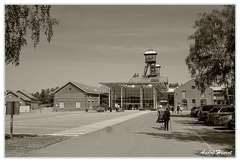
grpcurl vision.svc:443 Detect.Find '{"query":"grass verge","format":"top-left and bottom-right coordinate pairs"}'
top-left (5, 134), bottom-right (71, 157)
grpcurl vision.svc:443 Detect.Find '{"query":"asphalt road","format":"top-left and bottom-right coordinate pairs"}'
top-left (5, 110), bottom-right (141, 135)
top-left (22, 111), bottom-right (235, 157)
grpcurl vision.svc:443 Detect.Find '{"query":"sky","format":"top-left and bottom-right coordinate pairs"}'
top-left (4, 5), bottom-right (223, 93)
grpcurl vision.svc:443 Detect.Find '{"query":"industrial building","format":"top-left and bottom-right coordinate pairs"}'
top-left (100, 49), bottom-right (168, 110)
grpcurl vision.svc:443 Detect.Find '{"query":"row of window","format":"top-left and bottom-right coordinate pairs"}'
top-left (113, 87), bottom-right (157, 101)
top-left (181, 91), bottom-right (205, 98)
top-left (59, 100), bottom-right (98, 109)
top-left (181, 99), bottom-right (207, 108)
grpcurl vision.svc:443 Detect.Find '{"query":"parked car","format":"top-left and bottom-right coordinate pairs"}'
top-left (198, 105), bottom-right (219, 123)
top-left (207, 106), bottom-right (235, 125)
top-left (190, 107), bottom-right (196, 115)
top-left (96, 107), bottom-right (105, 112)
top-left (217, 114), bottom-right (232, 127)
top-left (229, 111), bottom-right (235, 129)
top-left (191, 106), bottom-right (201, 117)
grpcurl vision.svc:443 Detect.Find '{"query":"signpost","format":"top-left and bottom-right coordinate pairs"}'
top-left (6, 101), bottom-right (20, 139)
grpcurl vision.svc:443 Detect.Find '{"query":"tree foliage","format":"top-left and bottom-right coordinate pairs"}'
top-left (32, 86), bottom-right (59, 105)
top-left (5, 5), bottom-right (59, 66)
top-left (169, 83), bottom-right (180, 88)
top-left (185, 5), bottom-right (235, 103)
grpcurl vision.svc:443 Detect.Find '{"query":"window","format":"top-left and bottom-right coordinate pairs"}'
top-left (59, 102), bottom-right (64, 108)
top-left (220, 107), bottom-right (235, 112)
top-left (192, 99), bottom-right (196, 107)
top-left (182, 91), bottom-right (186, 98)
top-left (200, 99), bottom-right (207, 106)
top-left (181, 99), bottom-right (187, 108)
top-left (210, 107), bottom-right (221, 113)
top-left (202, 105), bottom-right (214, 111)
top-left (75, 101), bottom-right (81, 108)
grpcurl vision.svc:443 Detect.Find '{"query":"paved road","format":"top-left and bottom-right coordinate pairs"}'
top-left (23, 111), bottom-right (235, 157)
top-left (5, 110), bottom-right (142, 135)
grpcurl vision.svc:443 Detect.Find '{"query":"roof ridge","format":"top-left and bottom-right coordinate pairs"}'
top-left (7, 90), bottom-right (31, 101)
top-left (18, 90), bottom-right (38, 100)
top-left (54, 81), bottom-right (108, 94)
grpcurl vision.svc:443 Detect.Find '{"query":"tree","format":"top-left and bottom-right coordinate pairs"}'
top-left (32, 91), bottom-right (40, 100)
top-left (5, 5), bottom-right (59, 66)
top-left (33, 86), bottom-right (59, 105)
top-left (40, 89), bottom-right (46, 104)
top-left (169, 83), bottom-right (179, 88)
top-left (185, 5), bottom-right (235, 104)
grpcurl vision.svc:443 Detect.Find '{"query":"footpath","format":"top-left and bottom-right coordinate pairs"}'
top-left (47, 111), bottom-right (150, 136)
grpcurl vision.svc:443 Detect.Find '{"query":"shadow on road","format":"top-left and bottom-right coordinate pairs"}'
top-left (176, 119), bottom-right (216, 127)
top-left (151, 126), bottom-right (164, 131)
top-left (137, 127), bottom-right (235, 156)
top-left (171, 114), bottom-right (191, 118)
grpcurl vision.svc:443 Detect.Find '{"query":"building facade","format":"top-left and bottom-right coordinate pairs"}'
top-left (53, 81), bottom-right (108, 111)
top-left (5, 90), bottom-right (31, 106)
top-left (100, 49), bottom-right (168, 110)
top-left (210, 86), bottom-right (225, 104)
top-left (17, 90), bottom-right (39, 109)
top-left (5, 90), bottom-right (35, 113)
top-left (174, 79), bottom-right (214, 110)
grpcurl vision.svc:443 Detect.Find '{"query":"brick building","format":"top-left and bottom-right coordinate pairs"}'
top-left (53, 81), bottom-right (108, 111)
top-left (210, 86), bottom-right (225, 104)
top-left (5, 90), bottom-right (39, 112)
top-left (174, 79), bottom-right (213, 110)
top-left (17, 90), bottom-right (39, 109)
top-left (5, 90), bottom-right (31, 106)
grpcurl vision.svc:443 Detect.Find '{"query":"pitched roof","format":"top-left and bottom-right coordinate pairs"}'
top-left (71, 81), bottom-right (108, 94)
top-left (54, 81), bottom-right (109, 95)
top-left (7, 90), bottom-right (31, 102)
top-left (17, 90), bottom-right (38, 101)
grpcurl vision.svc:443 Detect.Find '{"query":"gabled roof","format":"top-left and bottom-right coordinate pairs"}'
top-left (17, 90), bottom-right (38, 101)
top-left (54, 81), bottom-right (109, 95)
top-left (174, 79), bottom-right (195, 90)
top-left (6, 90), bottom-right (31, 102)
top-left (71, 81), bottom-right (108, 94)
top-left (176, 79), bottom-right (220, 91)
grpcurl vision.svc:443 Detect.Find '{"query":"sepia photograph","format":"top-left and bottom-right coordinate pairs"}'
top-left (3, 0), bottom-right (237, 159)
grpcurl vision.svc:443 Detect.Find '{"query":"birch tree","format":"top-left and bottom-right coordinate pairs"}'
top-left (5, 5), bottom-right (59, 66)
